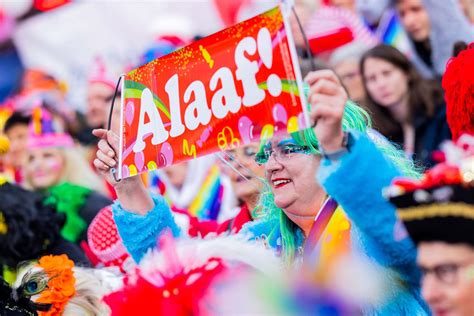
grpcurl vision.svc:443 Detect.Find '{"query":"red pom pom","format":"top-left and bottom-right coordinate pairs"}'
top-left (442, 42), bottom-right (474, 140)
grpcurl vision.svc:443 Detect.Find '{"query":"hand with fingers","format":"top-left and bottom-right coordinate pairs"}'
top-left (92, 128), bottom-right (153, 215)
top-left (92, 129), bottom-right (121, 186)
top-left (304, 70), bottom-right (348, 153)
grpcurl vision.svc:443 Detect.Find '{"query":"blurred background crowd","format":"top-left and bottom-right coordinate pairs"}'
top-left (0, 0), bottom-right (473, 315)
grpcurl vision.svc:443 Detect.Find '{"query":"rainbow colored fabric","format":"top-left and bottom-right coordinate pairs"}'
top-left (376, 10), bottom-right (413, 57)
top-left (150, 165), bottom-right (224, 221)
top-left (381, 14), bottom-right (404, 46)
top-left (187, 165), bottom-right (224, 220)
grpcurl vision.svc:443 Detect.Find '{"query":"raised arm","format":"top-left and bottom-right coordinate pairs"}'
top-left (92, 129), bottom-right (180, 263)
top-left (317, 131), bottom-right (418, 270)
top-left (305, 70), bottom-right (418, 278)
top-left (92, 129), bottom-right (153, 214)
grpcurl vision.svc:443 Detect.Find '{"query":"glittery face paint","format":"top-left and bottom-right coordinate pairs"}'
top-left (263, 134), bottom-right (323, 218)
top-left (25, 148), bottom-right (65, 189)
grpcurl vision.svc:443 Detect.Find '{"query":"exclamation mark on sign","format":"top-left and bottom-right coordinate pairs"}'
top-left (257, 27), bottom-right (282, 97)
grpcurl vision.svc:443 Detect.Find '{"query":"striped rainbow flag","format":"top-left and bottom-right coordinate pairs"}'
top-left (377, 10), bottom-right (413, 57)
top-left (150, 164), bottom-right (224, 221)
top-left (187, 165), bottom-right (223, 220)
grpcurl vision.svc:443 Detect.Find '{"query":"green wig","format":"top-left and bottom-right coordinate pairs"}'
top-left (257, 100), bottom-right (422, 264)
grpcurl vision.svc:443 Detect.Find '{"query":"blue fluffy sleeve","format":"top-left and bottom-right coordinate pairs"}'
top-left (112, 194), bottom-right (181, 263)
top-left (317, 131), bottom-right (418, 278)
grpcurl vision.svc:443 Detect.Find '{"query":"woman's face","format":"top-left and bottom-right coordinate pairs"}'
top-left (221, 143), bottom-right (264, 204)
top-left (163, 162), bottom-right (189, 190)
top-left (363, 57), bottom-right (409, 109)
top-left (396, 0), bottom-right (431, 42)
top-left (24, 148), bottom-right (65, 190)
top-left (334, 59), bottom-right (365, 103)
top-left (262, 135), bottom-right (323, 218)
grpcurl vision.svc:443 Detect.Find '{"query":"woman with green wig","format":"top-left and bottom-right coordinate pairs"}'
top-left (93, 70), bottom-right (428, 314)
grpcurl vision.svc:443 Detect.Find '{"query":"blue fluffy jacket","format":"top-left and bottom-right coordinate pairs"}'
top-left (112, 130), bottom-right (429, 315)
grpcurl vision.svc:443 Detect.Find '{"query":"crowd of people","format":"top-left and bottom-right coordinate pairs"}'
top-left (0, 0), bottom-right (473, 315)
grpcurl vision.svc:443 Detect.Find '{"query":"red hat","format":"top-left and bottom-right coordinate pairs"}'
top-left (87, 206), bottom-right (132, 272)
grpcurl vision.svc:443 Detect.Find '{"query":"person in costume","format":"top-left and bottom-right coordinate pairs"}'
top-left (382, 40), bottom-right (474, 316)
top-left (85, 146), bottom-right (264, 271)
top-left (94, 69), bottom-right (428, 314)
top-left (13, 254), bottom-right (121, 316)
top-left (0, 181), bottom-right (90, 284)
top-left (9, 69), bottom-right (81, 142)
top-left (136, 35), bottom-right (238, 224)
top-left (11, 70), bottom-right (74, 124)
top-left (22, 107), bottom-right (111, 245)
top-left (1, 276), bottom-right (50, 316)
top-left (386, 134), bottom-right (474, 316)
top-left (1, 69), bottom-right (78, 185)
top-left (83, 142), bottom-right (265, 272)
top-left (360, 44), bottom-right (450, 167)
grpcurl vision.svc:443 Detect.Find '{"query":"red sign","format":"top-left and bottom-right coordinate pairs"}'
top-left (118, 5), bottom-right (309, 179)
top-left (34, 0), bottom-right (70, 11)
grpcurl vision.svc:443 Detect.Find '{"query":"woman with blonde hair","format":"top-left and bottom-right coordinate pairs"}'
top-left (22, 107), bottom-right (111, 245)
top-left (23, 144), bottom-right (106, 194)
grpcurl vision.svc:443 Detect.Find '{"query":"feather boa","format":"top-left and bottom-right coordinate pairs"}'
top-left (104, 233), bottom-right (281, 315)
